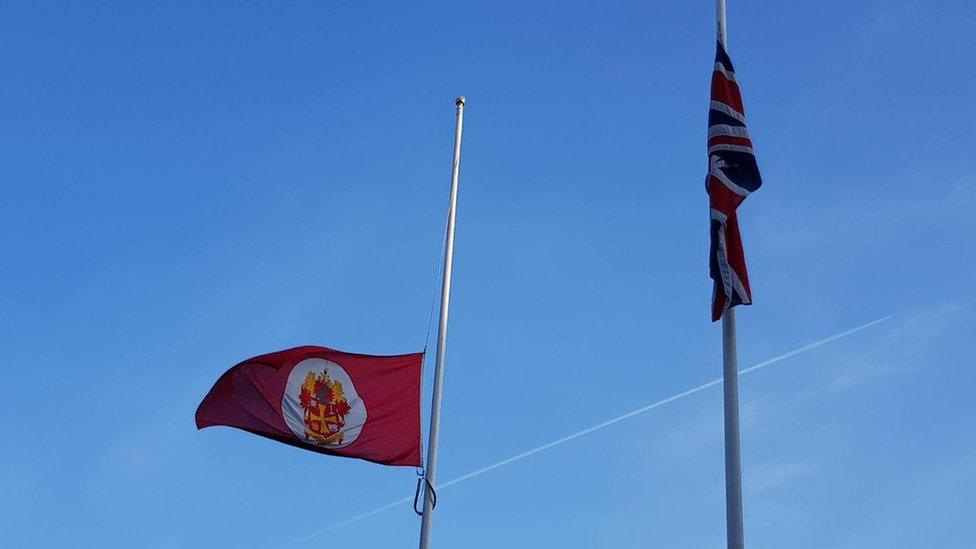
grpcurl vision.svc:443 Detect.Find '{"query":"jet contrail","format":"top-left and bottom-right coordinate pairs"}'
top-left (280, 315), bottom-right (891, 546)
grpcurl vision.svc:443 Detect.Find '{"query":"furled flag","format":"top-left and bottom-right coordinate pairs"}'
top-left (196, 346), bottom-right (423, 467)
top-left (707, 40), bottom-right (763, 321)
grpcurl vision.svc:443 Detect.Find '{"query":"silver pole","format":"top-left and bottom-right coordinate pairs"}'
top-left (717, 4), bottom-right (744, 548)
top-left (418, 96), bottom-right (466, 549)
top-left (722, 309), bottom-right (745, 549)
top-left (716, 0), bottom-right (728, 45)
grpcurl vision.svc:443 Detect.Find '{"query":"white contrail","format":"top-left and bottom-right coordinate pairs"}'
top-left (280, 316), bottom-right (891, 546)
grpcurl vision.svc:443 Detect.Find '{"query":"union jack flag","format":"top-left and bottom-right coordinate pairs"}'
top-left (707, 40), bottom-right (762, 321)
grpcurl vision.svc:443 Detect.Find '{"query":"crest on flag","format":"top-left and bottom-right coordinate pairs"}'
top-left (282, 358), bottom-right (367, 448)
top-left (300, 370), bottom-right (350, 444)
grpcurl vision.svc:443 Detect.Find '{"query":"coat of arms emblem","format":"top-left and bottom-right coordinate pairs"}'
top-left (299, 370), bottom-right (353, 445)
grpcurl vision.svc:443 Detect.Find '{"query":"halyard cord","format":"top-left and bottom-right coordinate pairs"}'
top-left (413, 470), bottom-right (437, 516)
top-left (422, 187), bottom-right (452, 353)
top-left (415, 169), bottom-right (454, 497)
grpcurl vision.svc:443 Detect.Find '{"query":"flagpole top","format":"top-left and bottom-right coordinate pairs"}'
top-left (455, 96), bottom-right (466, 107)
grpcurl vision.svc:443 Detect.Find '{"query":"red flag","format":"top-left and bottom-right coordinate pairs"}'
top-left (196, 346), bottom-right (423, 467)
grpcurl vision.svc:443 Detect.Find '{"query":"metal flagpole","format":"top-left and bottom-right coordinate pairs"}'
top-left (716, 4), bottom-right (745, 547)
top-left (418, 96), bottom-right (466, 549)
top-left (716, 0), bottom-right (728, 47)
top-left (722, 309), bottom-right (745, 549)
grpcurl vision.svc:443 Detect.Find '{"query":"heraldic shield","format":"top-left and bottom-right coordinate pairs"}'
top-left (196, 346), bottom-right (423, 467)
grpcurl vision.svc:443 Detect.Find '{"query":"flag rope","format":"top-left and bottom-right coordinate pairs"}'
top-left (278, 315), bottom-right (892, 547)
top-left (414, 173), bottom-right (455, 487)
top-left (421, 178), bottom-right (454, 353)
top-left (412, 470), bottom-right (437, 516)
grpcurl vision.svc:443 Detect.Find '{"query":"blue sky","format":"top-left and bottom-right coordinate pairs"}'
top-left (2, 1), bottom-right (974, 547)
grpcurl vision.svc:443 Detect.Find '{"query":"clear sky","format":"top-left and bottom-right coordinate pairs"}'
top-left (2, 1), bottom-right (974, 547)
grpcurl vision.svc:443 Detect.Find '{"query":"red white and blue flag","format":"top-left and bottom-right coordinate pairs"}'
top-left (707, 40), bottom-right (762, 321)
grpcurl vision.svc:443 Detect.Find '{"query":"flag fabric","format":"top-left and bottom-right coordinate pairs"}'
top-left (196, 346), bottom-right (423, 467)
top-left (707, 40), bottom-right (763, 322)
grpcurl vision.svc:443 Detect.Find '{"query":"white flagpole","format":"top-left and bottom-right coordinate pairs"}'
top-left (722, 309), bottom-right (745, 549)
top-left (717, 0), bottom-right (728, 47)
top-left (418, 96), bottom-right (466, 549)
top-left (716, 4), bottom-right (745, 547)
